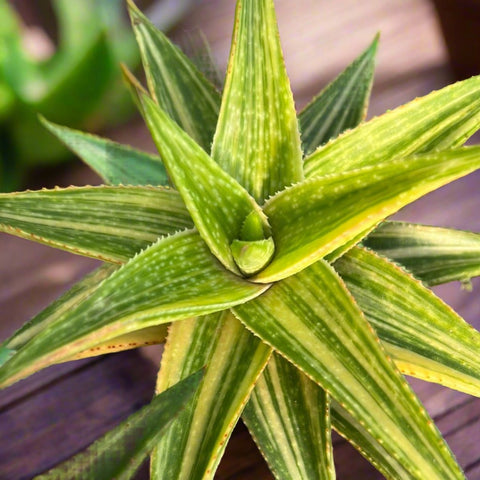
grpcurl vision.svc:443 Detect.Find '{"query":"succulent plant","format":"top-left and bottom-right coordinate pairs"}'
top-left (2, 0), bottom-right (480, 478)
top-left (0, 0), bottom-right (195, 191)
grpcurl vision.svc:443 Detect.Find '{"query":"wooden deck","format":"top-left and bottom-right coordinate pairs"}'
top-left (2, 0), bottom-right (480, 478)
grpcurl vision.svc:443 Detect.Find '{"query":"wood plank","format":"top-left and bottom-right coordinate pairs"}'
top-left (0, 350), bottom-right (157, 480)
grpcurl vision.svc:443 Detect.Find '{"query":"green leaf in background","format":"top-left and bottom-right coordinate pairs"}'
top-left (151, 312), bottom-right (271, 480)
top-left (141, 94), bottom-right (267, 274)
top-left (0, 230), bottom-right (269, 388)
top-left (363, 221), bottom-right (480, 286)
top-left (128, 0), bottom-right (220, 151)
top-left (0, 185), bottom-right (192, 263)
top-left (243, 353), bottom-right (334, 480)
top-left (41, 118), bottom-right (169, 186)
top-left (211, 0), bottom-right (303, 203)
top-left (234, 260), bottom-right (464, 479)
top-left (31, 33), bottom-right (114, 123)
top-left (299, 35), bottom-right (377, 156)
top-left (335, 246), bottom-right (480, 396)
top-left (256, 147), bottom-right (480, 283)
top-left (304, 75), bottom-right (480, 178)
top-left (36, 370), bottom-right (204, 480)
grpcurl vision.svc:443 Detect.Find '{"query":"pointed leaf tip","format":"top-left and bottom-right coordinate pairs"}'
top-left (212, 0), bottom-right (303, 202)
top-left (299, 34), bottom-right (378, 155)
top-left (129, 0), bottom-right (220, 151)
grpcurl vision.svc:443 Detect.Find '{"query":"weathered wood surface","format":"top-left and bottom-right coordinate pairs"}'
top-left (1, 0), bottom-right (480, 478)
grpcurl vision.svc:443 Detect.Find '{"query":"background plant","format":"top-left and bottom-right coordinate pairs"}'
top-left (2, 0), bottom-right (480, 478)
top-left (0, 0), bottom-right (195, 191)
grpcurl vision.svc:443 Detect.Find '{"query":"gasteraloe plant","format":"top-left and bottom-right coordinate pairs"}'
top-left (2, 0), bottom-right (480, 478)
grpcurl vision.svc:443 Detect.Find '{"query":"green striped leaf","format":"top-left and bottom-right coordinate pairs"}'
top-left (363, 221), bottom-right (480, 285)
top-left (330, 399), bottom-right (408, 480)
top-left (128, 0), bottom-right (220, 152)
top-left (2, 263), bottom-right (168, 364)
top-left (304, 75), bottom-right (480, 178)
top-left (141, 94), bottom-right (266, 274)
top-left (0, 230), bottom-right (269, 388)
top-left (41, 117), bottom-right (169, 186)
top-left (234, 261), bottom-right (465, 479)
top-left (0, 185), bottom-right (192, 263)
top-left (255, 147), bottom-right (480, 283)
top-left (211, 0), bottom-right (303, 202)
top-left (151, 311), bottom-right (271, 480)
top-left (243, 353), bottom-right (334, 480)
top-left (67, 325), bottom-right (169, 361)
top-left (299, 36), bottom-right (377, 156)
top-left (3, 264), bottom-right (117, 353)
top-left (36, 370), bottom-right (203, 480)
top-left (335, 246), bottom-right (480, 396)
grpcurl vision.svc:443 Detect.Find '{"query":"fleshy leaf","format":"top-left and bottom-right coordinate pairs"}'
top-left (141, 93), bottom-right (265, 274)
top-left (304, 75), bottom-right (480, 178)
top-left (255, 147), bottom-right (480, 282)
top-left (299, 35), bottom-right (377, 156)
top-left (3, 264), bottom-right (117, 352)
top-left (335, 246), bottom-right (480, 396)
top-left (3, 262), bottom-right (167, 363)
top-left (67, 325), bottom-right (169, 361)
top-left (230, 238), bottom-right (275, 276)
top-left (243, 353), bottom-right (334, 480)
top-left (0, 185), bottom-right (192, 263)
top-left (234, 260), bottom-right (465, 479)
top-left (128, 0), bottom-right (220, 151)
top-left (363, 221), bottom-right (480, 285)
top-left (36, 370), bottom-right (204, 480)
top-left (330, 399), bottom-right (408, 480)
top-left (151, 312), bottom-right (271, 480)
top-left (41, 117), bottom-right (169, 186)
top-left (211, 0), bottom-right (303, 202)
top-left (0, 230), bottom-right (269, 388)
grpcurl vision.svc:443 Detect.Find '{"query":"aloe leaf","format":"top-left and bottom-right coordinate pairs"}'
top-left (234, 260), bottom-right (465, 479)
top-left (128, 0), bottom-right (220, 151)
top-left (3, 264), bottom-right (117, 352)
top-left (335, 246), bottom-right (480, 396)
top-left (255, 147), bottom-right (480, 283)
top-left (36, 370), bottom-right (203, 480)
top-left (299, 35), bottom-right (377, 156)
top-left (211, 0), bottom-right (303, 203)
top-left (330, 399), bottom-right (408, 480)
top-left (67, 325), bottom-right (169, 361)
top-left (41, 118), bottom-right (169, 186)
top-left (243, 353), bottom-right (334, 480)
top-left (363, 221), bottom-right (480, 285)
top-left (0, 230), bottom-right (269, 388)
top-left (0, 185), bottom-right (192, 263)
top-left (180, 31), bottom-right (223, 90)
top-left (151, 311), bottom-right (271, 480)
top-left (304, 75), bottom-right (480, 178)
top-left (141, 94), bottom-right (265, 274)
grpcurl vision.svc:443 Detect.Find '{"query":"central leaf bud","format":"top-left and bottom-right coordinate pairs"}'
top-left (230, 210), bottom-right (275, 276)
